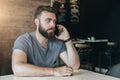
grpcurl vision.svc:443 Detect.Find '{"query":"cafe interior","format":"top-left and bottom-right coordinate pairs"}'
top-left (0, 0), bottom-right (120, 79)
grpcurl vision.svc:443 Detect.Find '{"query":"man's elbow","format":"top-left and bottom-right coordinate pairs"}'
top-left (13, 71), bottom-right (23, 77)
top-left (72, 63), bottom-right (80, 70)
top-left (69, 62), bottom-right (80, 70)
top-left (12, 66), bottom-right (25, 77)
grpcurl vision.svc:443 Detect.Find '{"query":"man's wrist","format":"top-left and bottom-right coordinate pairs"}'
top-left (63, 37), bottom-right (71, 43)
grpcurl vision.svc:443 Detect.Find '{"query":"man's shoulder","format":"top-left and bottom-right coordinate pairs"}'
top-left (18, 32), bottom-right (33, 38)
top-left (15, 32), bottom-right (35, 43)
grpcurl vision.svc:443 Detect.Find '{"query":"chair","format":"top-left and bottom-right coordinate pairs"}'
top-left (0, 60), bottom-right (13, 75)
top-left (106, 63), bottom-right (120, 78)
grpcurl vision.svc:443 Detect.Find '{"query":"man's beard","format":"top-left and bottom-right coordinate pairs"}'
top-left (38, 24), bottom-right (55, 39)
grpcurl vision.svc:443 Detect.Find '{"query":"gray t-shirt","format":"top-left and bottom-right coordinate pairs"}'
top-left (13, 32), bottom-right (66, 67)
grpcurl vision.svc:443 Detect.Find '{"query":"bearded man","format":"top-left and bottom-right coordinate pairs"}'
top-left (12, 5), bottom-right (80, 77)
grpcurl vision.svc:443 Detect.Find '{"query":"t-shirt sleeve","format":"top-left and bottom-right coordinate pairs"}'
top-left (12, 35), bottom-right (28, 53)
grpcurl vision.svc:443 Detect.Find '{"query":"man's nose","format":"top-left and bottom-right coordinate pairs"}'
top-left (50, 21), bottom-right (56, 27)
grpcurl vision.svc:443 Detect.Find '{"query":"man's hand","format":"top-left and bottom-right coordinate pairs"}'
top-left (53, 66), bottom-right (73, 76)
top-left (55, 24), bottom-right (70, 40)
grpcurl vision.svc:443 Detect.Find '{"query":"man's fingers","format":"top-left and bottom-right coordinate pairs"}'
top-left (63, 66), bottom-right (73, 76)
top-left (64, 71), bottom-right (72, 76)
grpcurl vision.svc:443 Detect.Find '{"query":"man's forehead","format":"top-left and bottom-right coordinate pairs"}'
top-left (40, 11), bottom-right (56, 20)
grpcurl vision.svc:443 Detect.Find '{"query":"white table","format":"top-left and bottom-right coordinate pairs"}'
top-left (0, 69), bottom-right (119, 80)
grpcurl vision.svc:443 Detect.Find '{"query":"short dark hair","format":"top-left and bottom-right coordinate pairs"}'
top-left (34, 5), bottom-right (56, 19)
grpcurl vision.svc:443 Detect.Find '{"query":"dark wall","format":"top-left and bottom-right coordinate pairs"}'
top-left (77, 0), bottom-right (120, 64)
top-left (70, 0), bottom-right (120, 42)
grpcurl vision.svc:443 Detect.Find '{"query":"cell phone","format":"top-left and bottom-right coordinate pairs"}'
top-left (55, 26), bottom-right (60, 36)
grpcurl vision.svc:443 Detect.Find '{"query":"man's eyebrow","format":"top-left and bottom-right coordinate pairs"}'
top-left (46, 18), bottom-right (56, 22)
top-left (47, 18), bottom-right (52, 20)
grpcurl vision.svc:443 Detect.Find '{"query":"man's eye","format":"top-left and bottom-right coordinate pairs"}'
top-left (46, 19), bottom-right (51, 22)
top-left (53, 20), bottom-right (56, 24)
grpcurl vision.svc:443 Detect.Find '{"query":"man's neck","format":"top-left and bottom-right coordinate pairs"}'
top-left (35, 31), bottom-right (48, 48)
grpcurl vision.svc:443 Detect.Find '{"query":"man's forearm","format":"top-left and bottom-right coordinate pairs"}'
top-left (65, 40), bottom-right (80, 69)
top-left (13, 63), bottom-right (73, 77)
top-left (13, 63), bottom-right (54, 77)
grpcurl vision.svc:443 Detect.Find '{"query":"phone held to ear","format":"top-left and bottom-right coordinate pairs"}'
top-left (55, 26), bottom-right (62, 36)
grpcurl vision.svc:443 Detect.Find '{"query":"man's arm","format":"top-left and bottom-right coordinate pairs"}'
top-left (12, 49), bottom-right (73, 77)
top-left (55, 24), bottom-right (80, 69)
top-left (12, 49), bottom-right (54, 76)
top-left (60, 40), bottom-right (80, 69)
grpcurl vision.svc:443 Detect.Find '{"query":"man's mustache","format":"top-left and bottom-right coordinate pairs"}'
top-left (47, 28), bottom-right (55, 31)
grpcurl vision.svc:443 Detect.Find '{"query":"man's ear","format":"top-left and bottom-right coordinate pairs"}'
top-left (35, 19), bottom-right (39, 26)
